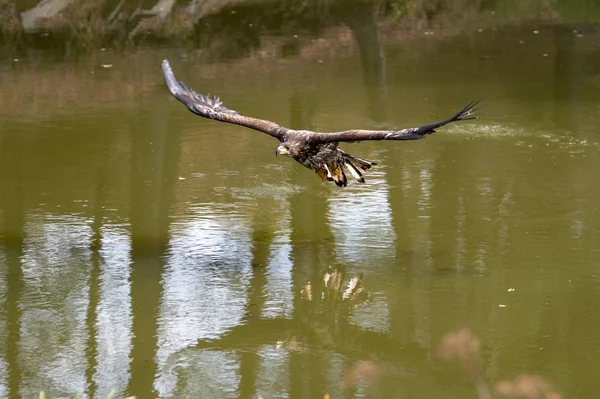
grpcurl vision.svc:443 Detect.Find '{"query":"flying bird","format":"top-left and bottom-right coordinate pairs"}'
top-left (162, 59), bottom-right (479, 187)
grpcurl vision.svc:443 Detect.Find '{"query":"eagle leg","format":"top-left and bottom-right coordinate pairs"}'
top-left (316, 168), bottom-right (330, 181)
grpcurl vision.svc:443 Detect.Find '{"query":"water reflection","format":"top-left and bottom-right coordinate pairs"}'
top-left (20, 215), bottom-right (91, 398)
top-left (328, 170), bottom-right (396, 267)
top-left (157, 206), bottom-right (251, 386)
top-left (1, 12), bottom-right (600, 399)
top-left (0, 132), bottom-right (25, 399)
top-left (93, 226), bottom-right (132, 399)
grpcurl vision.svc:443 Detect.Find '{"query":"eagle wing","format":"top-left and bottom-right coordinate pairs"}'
top-left (162, 59), bottom-right (286, 140)
top-left (307, 99), bottom-right (480, 143)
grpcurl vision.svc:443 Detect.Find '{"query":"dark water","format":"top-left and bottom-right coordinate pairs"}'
top-left (1, 16), bottom-right (600, 399)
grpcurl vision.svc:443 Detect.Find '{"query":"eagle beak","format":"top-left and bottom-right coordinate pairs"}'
top-left (276, 145), bottom-right (289, 156)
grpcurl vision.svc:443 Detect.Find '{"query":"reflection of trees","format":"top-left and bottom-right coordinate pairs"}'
top-left (176, 183), bottom-right (419, 397)
top-left (84, 130), bottom-right (113, 398)
top-left (84, 169), bottom-right (103, 399)
top-left (238, 212), bottom-right (273, 398)
top-left (338, 0), bottom-right (388, 123)
top-left (0, 133), bottom-right (25, 399)
top-left (127, 98), bottom-right (181, 398)
top-left (288, 187), bottom-right (334, 398)
top-left (551, 25), bottom-right (584, 135)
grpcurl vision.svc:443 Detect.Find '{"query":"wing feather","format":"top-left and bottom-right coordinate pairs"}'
top-left (308, 99), bottom-right (480, 144)
top-left (162, 59), bottom-right (285, 140)
top-left (163, 58), bottom-right (479, 145)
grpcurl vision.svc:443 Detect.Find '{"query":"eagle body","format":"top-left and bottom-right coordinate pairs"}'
top-left (161, 60), bottom-right (479, 187)
top-left (278, 137), bottom-right (374, 187)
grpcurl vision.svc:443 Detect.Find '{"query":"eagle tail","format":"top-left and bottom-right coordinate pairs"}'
top-left (340, 152), bottom-right (376, 183)
top-left (345, 161), bottom-right (365, 183)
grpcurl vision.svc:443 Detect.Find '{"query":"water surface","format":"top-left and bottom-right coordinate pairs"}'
top-left (1, 17), bottom-right (600, 399)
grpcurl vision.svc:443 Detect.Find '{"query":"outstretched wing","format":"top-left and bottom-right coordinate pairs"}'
top-left (307, 100), bottom-right (480, 143)
top-left (162, 59), bottom-right (285, 140)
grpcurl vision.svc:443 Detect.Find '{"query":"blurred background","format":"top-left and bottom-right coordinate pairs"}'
top-left (1, 0), bottom-right (600, 398)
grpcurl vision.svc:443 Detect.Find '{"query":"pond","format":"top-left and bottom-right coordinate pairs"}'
top-left (1, 4), bottom-right (600, 399)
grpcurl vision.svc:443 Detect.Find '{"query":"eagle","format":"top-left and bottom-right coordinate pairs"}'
top-left (162, 59), bottom-right (479, 187)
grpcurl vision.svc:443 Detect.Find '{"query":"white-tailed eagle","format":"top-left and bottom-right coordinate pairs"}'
top-left (162, 59), bottom-right (479, 187)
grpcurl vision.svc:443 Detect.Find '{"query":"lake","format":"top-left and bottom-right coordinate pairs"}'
top-left (1, 4), bottom-right (600, 398)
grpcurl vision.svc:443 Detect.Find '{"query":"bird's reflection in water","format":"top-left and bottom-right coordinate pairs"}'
top-left (300, 265), bottom-right (369, 305)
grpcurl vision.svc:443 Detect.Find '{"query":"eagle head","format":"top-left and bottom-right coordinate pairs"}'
top-left (276, 143), bottom-right (298, 157)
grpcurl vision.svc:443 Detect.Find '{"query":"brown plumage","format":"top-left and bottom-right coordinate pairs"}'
top-left (162, 60), bottom-right (480, 187)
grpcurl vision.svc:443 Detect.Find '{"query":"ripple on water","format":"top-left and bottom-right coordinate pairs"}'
top-left (328, 171), bottom-right (396, 267)
top-left (228, 182), bottom-right (306, 201)
top-left (159, 350), bottom-right (241, 398)
top-left (454, 123), bottom-right (599, 151)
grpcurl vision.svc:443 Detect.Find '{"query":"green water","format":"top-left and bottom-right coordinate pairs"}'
top-left (1, 16), bottom-right (600, 399)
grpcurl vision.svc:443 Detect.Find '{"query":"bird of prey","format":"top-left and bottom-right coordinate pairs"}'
top-left (162, 59), bottom-right (479, 187)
